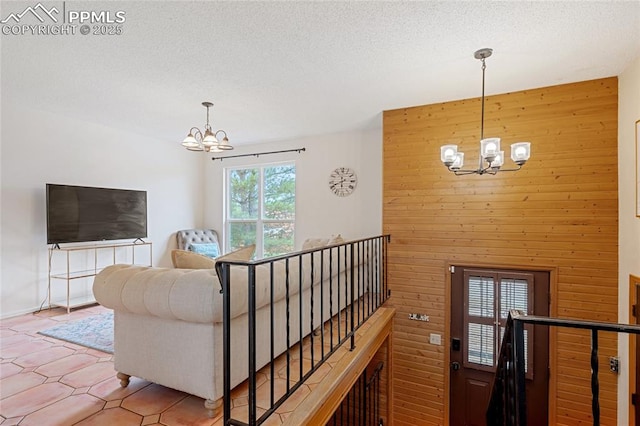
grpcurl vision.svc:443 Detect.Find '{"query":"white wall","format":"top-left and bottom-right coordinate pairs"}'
top-left (0, 104), bottom-right (204, 318)
top-left (617, 53), bottom-right (640, 425)
top-left (204, 123), bottom-right (383, 253)
top-left (1, 103), bottom-right (382, 319)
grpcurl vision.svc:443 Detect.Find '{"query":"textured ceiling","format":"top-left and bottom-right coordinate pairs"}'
top-left (2, 1), bottom-right (639, 147)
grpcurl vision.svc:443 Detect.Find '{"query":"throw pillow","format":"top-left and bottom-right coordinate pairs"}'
top-left (302, 238), bottom-right (329, 250)
top-left (171, 249), bottom-right (216, 269)
top-left (327, 234), bottom-right (345, 245)
top-left (188, 242), bottom-right (220, 258)
top-left (214, 244), bottom-right (256, 291)
top-left (216, 244), bottom-right (256, 262)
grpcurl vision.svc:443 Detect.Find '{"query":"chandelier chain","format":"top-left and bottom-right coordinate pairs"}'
top-left (205, 104), bottom-right (211, 130)
top-left (480, 57), bottom-right (486, 141)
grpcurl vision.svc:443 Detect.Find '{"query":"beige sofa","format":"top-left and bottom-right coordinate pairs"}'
top-left (93, 241), bottom-right (360, 416)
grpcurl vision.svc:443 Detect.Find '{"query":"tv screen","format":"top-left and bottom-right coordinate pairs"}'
top-left (46, 184), bottom-right (147, 244)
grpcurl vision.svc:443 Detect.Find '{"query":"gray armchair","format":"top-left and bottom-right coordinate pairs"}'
top-left (176, 229), bottom-right (220, 251)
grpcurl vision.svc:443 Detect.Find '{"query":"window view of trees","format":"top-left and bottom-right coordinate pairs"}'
top-left (227, 164), bottom-right (295, 258)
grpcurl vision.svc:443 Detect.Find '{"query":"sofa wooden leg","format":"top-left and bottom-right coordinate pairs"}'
top-left (204, 398), bottom-right (222, 418)
top-left (117, 372), bottom-right (130, 388)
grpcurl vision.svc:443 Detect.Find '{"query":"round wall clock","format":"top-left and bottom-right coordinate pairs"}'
top-left (329, 167), bottom-right (358, 197)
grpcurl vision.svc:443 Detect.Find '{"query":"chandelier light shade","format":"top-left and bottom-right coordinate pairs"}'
top-left (440, 48), bottom-right (531, 175)
top-left (181, 101), bottom-right (233, 152)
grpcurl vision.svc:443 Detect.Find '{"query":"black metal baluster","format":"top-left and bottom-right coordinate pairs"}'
top-left (329, 248), bottom-right (334, 350)
top-left (360, 372), bottom-right (364, 426)
top-left (360, 240), bottom-right (364, 318)
top-left (248, 265), bottom-right (257, 426)
top-left (375, 366), bottom-right (381, 426)
top-left (298, 254), bottom-right (303, 382)
top-left (367, 239), bottom-right (372, 315)
top-left (374, 238), bottom-right (380, 307)
top-left (348, 381), bottom-right (353, 426)
top-left (350, 242), bottom-right (355, 350)
top-left (357, 241), bottom-right (361, 326)
top-left (383, 236), bottom-right (388, 303)
top-left (221, 263), bottom-right (232, 425)
top-left (310, 251), bottom-right (315, 367)
top-left (378, 237), bottom-right (382, 306)
top-left (513, 317), bottom-right (526, 426)
top-left (285, 258), bottom-right (291, 393)
top-left (320, 248), bottom-right (325, 359)
top-left (269, 262), bottom-right (275, 408)
top-left (337, 245), bottom-right (342, 343)
top-left (591, 329), bottom-right (600, 426)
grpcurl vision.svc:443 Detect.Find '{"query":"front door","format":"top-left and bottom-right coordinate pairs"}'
top-left (450, 266), bottom-right (549, 425)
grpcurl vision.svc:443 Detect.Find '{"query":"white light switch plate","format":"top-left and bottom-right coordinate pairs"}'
top-left (429, 333), bottom-right (441, 345)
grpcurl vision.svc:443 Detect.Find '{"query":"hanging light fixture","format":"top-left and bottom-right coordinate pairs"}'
top-left (181, 101), bottom-right (233, 152)
top-left (440, 48), bottom-right (530, 175)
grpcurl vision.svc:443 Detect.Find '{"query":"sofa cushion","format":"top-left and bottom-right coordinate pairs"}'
top-left (189, 242), bottom-right (220, 258)
top-left (171, 249), bottom-right (216, 269)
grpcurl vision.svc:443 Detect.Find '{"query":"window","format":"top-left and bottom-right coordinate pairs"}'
top-left (463, 270), bottom-right (534, 377)
top-left (225, 163), bottom-right (295, 258)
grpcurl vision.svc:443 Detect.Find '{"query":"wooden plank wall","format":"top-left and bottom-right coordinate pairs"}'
top-left (382, 77), bottom-right (619, 425)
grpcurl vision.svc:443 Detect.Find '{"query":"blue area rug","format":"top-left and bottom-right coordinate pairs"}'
top-left (39, 312), bottom-right (114, 354)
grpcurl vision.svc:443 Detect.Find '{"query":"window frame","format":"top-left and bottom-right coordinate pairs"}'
top-left (224, 161), bottom-right (296, 258)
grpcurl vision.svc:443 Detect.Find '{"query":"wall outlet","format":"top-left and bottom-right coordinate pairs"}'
top-left (609, 356), bottom-right (619, 374)
top-left (409, 313), bottom-right (429, 322)
top-left (429, 333), bottom-right (441, 345)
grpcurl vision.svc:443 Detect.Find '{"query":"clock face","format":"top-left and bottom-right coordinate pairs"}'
top-left (329, 167), bottom-right (357, 197)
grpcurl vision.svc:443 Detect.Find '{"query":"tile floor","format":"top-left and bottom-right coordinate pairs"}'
top-left (0, 304), bottom-right (369, 426)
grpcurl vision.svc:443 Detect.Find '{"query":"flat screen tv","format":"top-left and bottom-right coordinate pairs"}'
top-left (46, 184), bottom-right (147, 244)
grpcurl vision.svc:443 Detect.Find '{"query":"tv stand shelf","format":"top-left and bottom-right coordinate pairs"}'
top-left (48, 241), bottom-right (152, 313)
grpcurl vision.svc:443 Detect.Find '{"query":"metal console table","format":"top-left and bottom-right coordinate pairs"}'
top-left (48, 241), bottom-right (152, 313)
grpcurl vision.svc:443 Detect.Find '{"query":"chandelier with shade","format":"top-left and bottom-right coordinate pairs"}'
top-left (440, 48), bottom-right (531, 175)
top-left (181, 101), bottom-right (233, 153)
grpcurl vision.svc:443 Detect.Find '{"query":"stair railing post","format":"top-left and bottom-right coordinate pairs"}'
top-left (591, 329), bottom-right (600, 426)
top-left (248, 264), bottom-right (257, 426)
top-left (512, 313), bottom-right (527, 426)
top-left (350, 241), bottom-right (356, 350)
top-left (220, 262), bottom-right (232, 425)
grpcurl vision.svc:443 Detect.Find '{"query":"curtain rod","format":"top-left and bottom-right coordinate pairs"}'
top-left (211, 148), bottom-right (306, 162)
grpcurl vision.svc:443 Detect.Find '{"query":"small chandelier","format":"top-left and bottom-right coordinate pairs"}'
top-left (181, 101), bottom-right (233, 152)
top-left (440, 48), bottom-right (530, 175)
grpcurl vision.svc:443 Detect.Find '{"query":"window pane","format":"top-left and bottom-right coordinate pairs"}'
top-left (468, 323), bottom-right (494, 366)
top-left (500, 278), bottom-right (529, 318)
top-left (468, 275), bottom-right (494, 317)
top-left (500, 326), bottom-right (529, 372)
top-left (229, 169), bottom-right (259, 219)
top-left (229, 222), bottom-right (256, 253)
top-left (264, 165), bottom-right (296, 220)
top-left (263, 222), bottom-right (294, 257)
